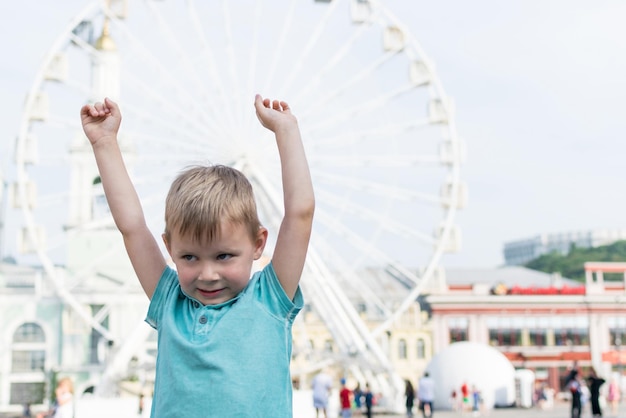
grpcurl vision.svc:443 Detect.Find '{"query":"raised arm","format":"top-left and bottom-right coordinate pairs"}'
top-left (254, 94), bottom-right (315, 299)
top-left (80, 98), bottom-right (166, 298)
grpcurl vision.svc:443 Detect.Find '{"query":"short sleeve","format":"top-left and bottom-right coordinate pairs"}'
top-left (145, 266), bottom-right (179, 329)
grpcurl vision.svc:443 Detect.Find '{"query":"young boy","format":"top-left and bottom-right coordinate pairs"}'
top-left (80, 95), bottom-right (314, 417)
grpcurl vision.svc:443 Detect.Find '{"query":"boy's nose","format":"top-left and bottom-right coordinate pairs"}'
top-left (199, 263), bottom-right (219, 281)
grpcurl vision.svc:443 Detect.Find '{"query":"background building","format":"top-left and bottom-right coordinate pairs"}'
top-left (503, 229), bottom-right (626, 266)
top-left (428, 263), bottom-right (626, 395)
top-left (0, 261), bottom-right (154, 413)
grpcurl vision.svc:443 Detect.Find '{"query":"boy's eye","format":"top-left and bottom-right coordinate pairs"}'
top-left (182, 255), bottom-right (196, 261)
top-left (217, 253), bottom-right (232, 261)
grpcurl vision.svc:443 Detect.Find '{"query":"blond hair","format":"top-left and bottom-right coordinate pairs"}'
top-left (164, 165), bottom-right (261, 243)
top-left (55, 376), bottom-right (74, 396)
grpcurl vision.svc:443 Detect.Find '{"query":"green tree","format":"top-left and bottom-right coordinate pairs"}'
top-left (525, 240), bottom-right (626, 282)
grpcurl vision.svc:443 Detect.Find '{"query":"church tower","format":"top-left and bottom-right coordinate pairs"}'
top-left (66, 17), bottom-right (136, 286)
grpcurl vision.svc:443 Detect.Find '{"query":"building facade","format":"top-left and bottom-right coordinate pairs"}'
top-left (0, 261), bottom-right (154, 414)
top-left (428, 262), bottom-right (626, 392)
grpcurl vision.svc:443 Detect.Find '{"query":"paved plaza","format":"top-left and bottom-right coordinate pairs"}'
top-left (292, 389), bottom-right (626, 418)
top-left (1, 397), bottom-right (624, 418)
top-left (384, 401), bottom-right (625, 418)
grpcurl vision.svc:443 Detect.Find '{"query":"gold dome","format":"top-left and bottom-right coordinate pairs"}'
top-left (95, 19), bottom-right (117, 51)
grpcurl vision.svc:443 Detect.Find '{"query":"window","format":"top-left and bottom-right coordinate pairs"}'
top-left (553, 316), bottom-right (589, 346)
top-left (487, 317), bottom-right (523, 347)
top-left (398, 339), bottom-right (407, 359)
top-left (11, 350), bottom-right (45, 372)
top-left (89, 304), bottom-right (110, 364)
top-left (13, 323), bottom-right (45, 343)
top-left (12, 323), bottom-right (46, 372)
top-left (529, 328), bottom-right (547, 346)
top-left (416, 339), bottom-right (425, 359)
top-left (608, 317), bottom-right (626, 346)
top-left (448, 318), bottom-right (468, 343)
top-left (10, 382), bottom-right (45, 405)
top-left (529, 317), bottom-right (550, 347)
top-left (11, 322), bottom-right (47, 405)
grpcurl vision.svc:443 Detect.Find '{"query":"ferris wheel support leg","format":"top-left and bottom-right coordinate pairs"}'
top-left (95, 315), bottom-right (152, 397)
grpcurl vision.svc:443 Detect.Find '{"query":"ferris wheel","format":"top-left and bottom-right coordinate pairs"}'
top-left (13, 0), bottom-right (465, 398)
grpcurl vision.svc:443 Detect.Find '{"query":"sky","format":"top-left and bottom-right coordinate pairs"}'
top-left (1, 0), bottom-right (625, 269)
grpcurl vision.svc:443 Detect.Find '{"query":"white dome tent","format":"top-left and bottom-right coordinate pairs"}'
top-left (425, 341), bottom-right (516, 410)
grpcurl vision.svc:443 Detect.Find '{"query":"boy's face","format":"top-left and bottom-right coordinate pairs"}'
top-left (164, 221), bottom-right (267, 305)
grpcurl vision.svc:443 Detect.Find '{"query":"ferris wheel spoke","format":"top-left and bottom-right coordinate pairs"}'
top-left (304, 250), bottom-right (386, 357)
top-left (276, 0), bottom-right (340, 97)
top-left (35, 113), bottom-right (82, 134)
top-left (298, 49), bottom-right (401, 120)
top-left (315, 171), bottom-right (443, 205)
top-left (260, 0), bottom-right (299, 95)
top-left (220, 1), bottom-right (246, 126)
top-left (27, 146), bottom-right (70, 164)
top-left (305, 241), bottom-right (392, 317)
top-left (307, 118), bottom-right (433, 151)
top-left (289, 20), bottom-right (373, 104)
top-left (315, 189), bottom-right (436, 246)
top-left (186, 0), bottom-right (238, 129)
top-left (104, 17), bottom-right (223, 130)
top-left (46, 76), bottom-right (92, 101)
top-left (118, 106), bottom-right (221, 154)
top-left (309, 153), bottom-right (441, 167)
top-left (142, 1), bottom-right (215, 95)
top-left (36, 191), bottom-right (71, 209)
top-left (312, 210), bottom-right (418, 279)
top-left (67, 32), bottom-right (99, 56)
top-left (316, 201), bottom-right (437, 250)
top-left (118, 73), bottom-right (229, 142)
top-left (119, 130), bottom-right (216, 157)
top-left (65, 216), bottom-right (115, 232)
top-left (306, 82), bottom-right (417, 133)
top-left (245, 163), bottom-right (285, 229)
top-left (243, 0), bottom-right (263, 129)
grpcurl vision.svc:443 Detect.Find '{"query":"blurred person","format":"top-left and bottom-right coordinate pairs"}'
top-left (36, 377), bottom-right (74, 418)
top-left (353, 382), bottom-right (363, 415)
top-left (471, 385), bottom-right (481, 416)
top-left (587, 368), bottom-right (605, 417)
top-left (418, 372), bottom-right (434, 418)
top-left (312, 370), bottom-right (333, 418)
top-left (461, 381), bottom-right (470, 412)
top-left (568, 371), bottom-right (583, 418)
top-left (405, 379), bottom-right (416, 417)
top-left (363, 383), bottom-right (374, 418)
top-left (607, 375), bottom-right (620, 417)
top-left (339, 378), bottom-right (353, 418)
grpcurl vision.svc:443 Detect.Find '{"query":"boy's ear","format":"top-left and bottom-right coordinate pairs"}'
top-left (253, 227), bottom-right (268, 259)
top-left (162, 233), bottom-right (172, 255)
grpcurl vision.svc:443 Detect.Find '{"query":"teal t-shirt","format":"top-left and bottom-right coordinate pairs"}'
top-left (145, 262), bottom-right (303, 418)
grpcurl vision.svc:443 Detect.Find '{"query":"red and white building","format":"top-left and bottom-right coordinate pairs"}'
top-left (428, 262), bottom-right (626, 391)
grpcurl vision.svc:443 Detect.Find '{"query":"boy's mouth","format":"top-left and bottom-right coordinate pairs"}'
top-left (198, 288), bottom-right (224, 298)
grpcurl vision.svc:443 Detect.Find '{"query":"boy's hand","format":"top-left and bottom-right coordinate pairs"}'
top-left (80, 97), bottom-right (121, 145)
top-left (254, 94), bottom-right (297, 133)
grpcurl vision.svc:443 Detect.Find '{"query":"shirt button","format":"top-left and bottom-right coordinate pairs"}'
top-left (199, 315), bottom-right (208, 324)
top-left (193, 302), bottom-right (199, 308)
